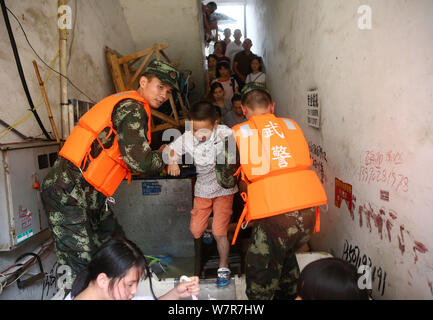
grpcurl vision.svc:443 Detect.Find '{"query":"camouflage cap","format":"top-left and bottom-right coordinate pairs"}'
top-left (241, 82), bottom-right (271, 99)
top-left (144, 59), bottom-right (180, 91)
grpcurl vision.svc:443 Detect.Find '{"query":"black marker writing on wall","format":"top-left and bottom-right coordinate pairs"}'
top-left (342, 240), bottom-right (387, 296)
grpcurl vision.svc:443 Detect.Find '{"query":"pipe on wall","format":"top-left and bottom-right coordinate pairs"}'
top-left (58, 0), bottom-right (69, 140)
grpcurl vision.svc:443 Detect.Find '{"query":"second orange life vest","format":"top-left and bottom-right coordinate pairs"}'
top-left (231, 113), bottom-right (327, 245)
top-left (59, 91), bottom-right (152, 197)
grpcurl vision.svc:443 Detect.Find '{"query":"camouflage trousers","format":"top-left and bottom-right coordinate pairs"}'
top-left (41, 186), bottom-right (125, 282)
top-left (245, 207), bottom-right (316, 300)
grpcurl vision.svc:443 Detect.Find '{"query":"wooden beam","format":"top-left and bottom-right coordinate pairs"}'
top-left (123, 63), bottom-right (131, 84)
top-left (119, 42), bottom-right (169, 64)
top-left (110, 54), bottom-right (126, 92)
top-left (159, 49), bottom-right (171, 63)
top-left (151, 119), bottom-right (185, 133)
top-left (169, 95), bottom-right (179, 122)
top-left (126, 49), bottom-right (153, 90)
top-left (150, 109), bottom-right (179, 126)
top-left (177, 92), bottom-right (188, 119)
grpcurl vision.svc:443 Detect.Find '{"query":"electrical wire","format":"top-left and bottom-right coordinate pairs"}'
top-left (0, 52), bottom-right (59, 140)
top-left (143, 255), bottom-right (158, 300)
top-left (6, 6), bottom-right (95, 104)
top-left (0, 273), bottom-right (7, 294)
top-left (4, 267), bottom-right (30, 289)
top-left (1, 0), bottom-right (51, 140)
top-left (0, 240), bottom-right (54, 292)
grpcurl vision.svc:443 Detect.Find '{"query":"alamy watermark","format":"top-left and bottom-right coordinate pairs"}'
top-left (357, 265), bottom-right (372, 290)
top-left (55, 264), bottom-right (73, 299)
top-left (358, 5), bottom-right (372, 30)
top-left (58, 5), bottom-right (72, 30)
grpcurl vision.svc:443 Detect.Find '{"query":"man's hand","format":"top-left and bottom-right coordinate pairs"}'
top-left (167, 163), bottom-right (181, 176)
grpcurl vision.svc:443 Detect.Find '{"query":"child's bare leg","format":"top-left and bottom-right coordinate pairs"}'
top-left (214, 235), bottom-right (230, 268)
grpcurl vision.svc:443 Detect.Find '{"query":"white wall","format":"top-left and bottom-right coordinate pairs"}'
top-left (119, 0), bottom-right (206, 103)
top-left (246, 0), bottom-right (433, 299)
top-left (0, 0), bottom-right (136, 144)
top-left (0, 0), bottom-right (136, 299)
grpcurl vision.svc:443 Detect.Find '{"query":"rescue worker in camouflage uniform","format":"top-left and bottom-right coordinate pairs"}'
top-left (41, 60), bottom-right (180, 282)
top-left (216, 82), bottom-right (325, 300)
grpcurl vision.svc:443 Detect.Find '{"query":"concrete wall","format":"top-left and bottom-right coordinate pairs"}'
top-left (119, 0), bottom-right (206, 103)
top-left (0, 0), bottom-right (136, 144)
top-left (246, 0), bottom-right (433, 299)
top-left (0, 0), bottom-right (135, 299)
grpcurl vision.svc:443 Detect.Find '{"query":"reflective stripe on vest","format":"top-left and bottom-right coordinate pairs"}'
top-left (59, 91), bottom-right (152, 197)
top-left (231, 114), bottom-right (327, 245)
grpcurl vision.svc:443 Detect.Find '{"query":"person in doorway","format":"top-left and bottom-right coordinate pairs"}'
top-left (296, 258), bottom-right (369, 300)
top-left (217, 82), bottom-right (327, 299)
top-left (165, 101), bottom-right (238, 287)
top-left (221, 94), bottom-right (246, 128)
top-left (205, 54), bottom-right (218, 95)
top-left (221, 28), bottom-right (232, 55)
top-left (245, 56), bottom-right (266, 85)
top-left (41, 59), bottom-right (180, 283)
top-left (214, 41), bottom-right (231, 63)
top-left (67, 238), bottom-right (200, 300)
top-left (232, 39), bottom-right (257, 90)
top-left (207, 82), bottom-right (232, 117)
top-left (225, 29), bottom-right (243, 68)
top-left (212, 61), bottom-right (239, 107)
top-left (202, 2), bottom-right (218, 43)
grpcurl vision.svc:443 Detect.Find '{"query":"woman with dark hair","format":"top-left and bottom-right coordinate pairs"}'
top-left (66, 238), bottom-right (200, 300)
top-left (207, 82), bottom-right (231, 117)
top-left (205, 54), bottom-right (218, 95)
top-left (211, 61), bottom-right (239, 108)
top-left (297, 258), bottom-right (370, 300)
top-left (245, 57), bottom-right (266, 85)
top-left (213, 41), bottom-right (231, 63)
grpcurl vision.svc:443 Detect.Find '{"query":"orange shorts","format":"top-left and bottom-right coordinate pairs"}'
top-left (190, 195), bottom-right (234, 239)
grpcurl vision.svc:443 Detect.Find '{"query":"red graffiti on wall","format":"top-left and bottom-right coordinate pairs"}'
top-left (335, 178), bottom-right (353, 218)
top-left (340, 196), bottom-right (428, 265)
top-left (413, 241), bottom-right (428, 264)
top-left (359, 150), bottom-right (409, 193)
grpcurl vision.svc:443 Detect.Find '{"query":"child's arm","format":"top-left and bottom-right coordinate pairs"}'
top-left (162, 132), bottom-right (185, 176)
top-left (164, 146), bottom-right (181, 176)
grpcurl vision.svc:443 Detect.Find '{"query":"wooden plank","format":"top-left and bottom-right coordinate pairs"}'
top-left (118, 47), bottom-right (153, 65)
top-left (151, 115), bottom-right (155, 129)
top-left (119, 42), bottom-right (169, 64)
top-left (150, 109), bottom-right (179, 126)
top-left (177, 92), bottom-right (188, 119)
top-left (169, 95), bottom-right (179, 122)
top-left (151, 119), bottom-right (185, 133)
top-left (151, 123), bottom-right (175, 133)
top-left (154, 45), bottom-right (162, 60)
top-left (123, 63), bottom-right (131, 84)
top-left (159, 49), bottom-right (171, 63)
top-left (110, 54), bottom-right (126, 92)
top-left (127, 50), bottom-right (153, 90)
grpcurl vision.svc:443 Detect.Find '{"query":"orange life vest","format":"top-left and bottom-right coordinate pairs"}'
top-left (231, 113), bottom-right (327, 245)
top-left (59, 91), bottom-right (152, 197)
